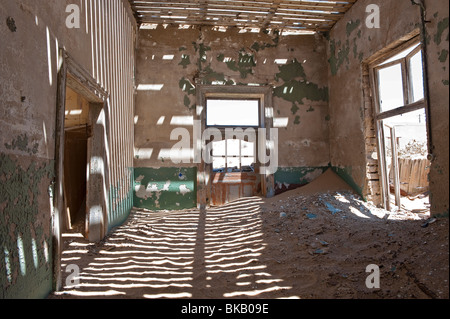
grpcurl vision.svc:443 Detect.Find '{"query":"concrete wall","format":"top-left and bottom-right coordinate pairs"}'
top-left (0, 0), bottom-right (136, 298)
top-left (134, 26), bottom-right (330, 208)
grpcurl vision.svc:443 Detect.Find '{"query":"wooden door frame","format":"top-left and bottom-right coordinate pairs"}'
top-left (196, 85), bottom-right (275, 209)
top-left (366, 34), bottom-right (429, 211)
top-left (53, 49), bottom-right (109, 291)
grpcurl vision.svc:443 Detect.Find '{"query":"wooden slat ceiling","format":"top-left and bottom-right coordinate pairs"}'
top-left (128, 0), bottom-right (358, 32)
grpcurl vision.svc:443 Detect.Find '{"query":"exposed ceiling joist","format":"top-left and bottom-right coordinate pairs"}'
top-left (128, 0), bottom-right (358, 32)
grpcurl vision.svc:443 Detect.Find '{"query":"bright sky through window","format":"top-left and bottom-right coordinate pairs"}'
top-left (206, 99), bottom-right (259, 127)
top-left (409, 50), bottom-right (424, 102)
top-left (376, 44), bottom-right (424, 113)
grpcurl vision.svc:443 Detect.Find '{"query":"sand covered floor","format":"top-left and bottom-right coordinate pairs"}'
top-left (49, 170), bottom-right (449, 299)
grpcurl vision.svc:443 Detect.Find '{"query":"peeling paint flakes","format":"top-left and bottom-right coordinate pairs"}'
top-left (179, 185), bottom-right (191, 195)
top-left (162, 180), bottom-right (171, 191)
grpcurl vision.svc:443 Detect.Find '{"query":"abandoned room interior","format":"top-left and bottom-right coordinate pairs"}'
top-left (0, 0), bottom-right (448, 300)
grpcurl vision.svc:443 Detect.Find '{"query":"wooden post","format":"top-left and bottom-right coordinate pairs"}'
top-left (53, 50), bottom-right (67, 292)
top-left (390, 126), bottom-right (401, 208)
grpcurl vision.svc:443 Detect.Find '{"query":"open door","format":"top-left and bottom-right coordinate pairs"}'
top-left (63, 87), bottom-right (91, 235)
top-left (370, 38), bottom-right (430, 213)
top-left (53, 51), bottom-right (109, 291)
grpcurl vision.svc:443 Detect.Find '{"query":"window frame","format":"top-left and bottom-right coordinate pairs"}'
top-left (196, 85), bottom-right (275, 206)
top-left (371, 41), bottom-right (425, 121)
top-left (211, 136), bottom-right (257, 173)
top-left (205, 97), bottom-right (260, 173)
top-left (369, 38), bottom-right (428, 211)
top-left (205, 97), bottom-right (262, 128)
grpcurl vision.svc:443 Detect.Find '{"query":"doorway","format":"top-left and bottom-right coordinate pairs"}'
top-left (206, 98), bottom-right (261, 206)
top-left (63, 87), bottom-right (91, 235)
top-left (53, 51), bottom-right (109, 292)
top-left (370, 38), bottom-right (431, 213)
top-left (196, 85), bottom-right (275, 208)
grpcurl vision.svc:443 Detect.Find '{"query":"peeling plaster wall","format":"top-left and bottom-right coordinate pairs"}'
top-left (1, 0), bottom-right (136, 298)
top-left (134, 167), bottom-right (197, 211)
top-left (328, 0), bottom-right (448, 216)
top-left (327, 0), bottom-right (422, 201)
top-left (423, 0), bottom-right (449, 217)
top-left (134, 26), bottom-right (330, 208)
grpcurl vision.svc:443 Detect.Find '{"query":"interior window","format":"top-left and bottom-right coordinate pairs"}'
top-left (375, 43), bottom-right (425, 114)
top-left (211, 138), bottom-right (256, 173)
top-left (206, 98), bottom-right (259, 173)
top-left (206, 99), bottom-right (260, 127)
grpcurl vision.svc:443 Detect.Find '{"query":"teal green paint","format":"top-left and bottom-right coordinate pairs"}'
top-left (307, 106), bottom-right (315, 113)
top-left (274, 167), bottom-right (329, 186)
top-left (179, 46), bottom-right (187, 51)
top-left (291, 102), bottom-right (299, 115)
top-left (274, 58), bottom-right (328, 105)
top-left (438, 49), bottom-right (448, 63)
top-left (134, 167), bottom-right (197, 211)
top-left (346, 20), bottom-right (361, 37)
top-left (223, 51), bottom-right (256, 79)
top-left (273, 80), bottom-right (329, 105)
top-left (275, 58), bottom-right (306, 82)
top-left (179, 77), bottom-right (196, 109)
top-left (0, 152), bottom-right (54, 299)
top-left (443, 79), bottom-right (449, 86)
top-left (201, 65), bottom-right (227, 84)
top-left (329, 39), bottom-right (350, 76)
top-left (184, 95), bottom-right (192, 109)
top-left (325, 114), bottom-right (331, 121)
top-left (108, 168), bottom-right (134, 232)
top-left (193, 42), bottom-right (211, 71)
top-left (294, 116), bottom-right (301, 125)
top-left (4, 134), bottom-right (38, 155)
top-left (251, 42), bottom-right (262, 52)
top-left (434, 17), bottom-right (449, 45)
top-left (331, 166), bottom-right (364, 199)
top-left (251, 31), bottom-right (279, 52)
top-left (179, 78), bottom-right (196, 96)
top-left (179, 54), bottom-right (191, 69)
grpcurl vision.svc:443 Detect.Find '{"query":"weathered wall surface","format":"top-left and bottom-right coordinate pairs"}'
top-left (134, 26), bottom-right (331, 209)
top-left (0, 0), bottom-right (136, 298)
top-left (327, 0), bottom-right (422, 201)
top-left (424, 0), bottom-right (449, 216)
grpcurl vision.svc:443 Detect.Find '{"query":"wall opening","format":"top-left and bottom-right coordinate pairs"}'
top-left (196, 86), bottom-right (275, 208)
top-left (205, 98), bottom-right (262, 206)
top-left (63, 87), bottom-right (91, 235)
top-left (53, 51), bottom-right (109, 292)
top-left (369, 37), bottom-right (430, 214)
